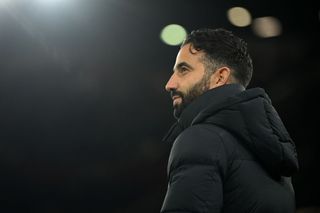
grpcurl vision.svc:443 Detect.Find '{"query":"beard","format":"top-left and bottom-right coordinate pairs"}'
top-left (171, 72), bottom-right (211, 119)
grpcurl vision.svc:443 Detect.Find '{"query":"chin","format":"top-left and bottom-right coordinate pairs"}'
top-left (173, 105), bottom-right (183, 119)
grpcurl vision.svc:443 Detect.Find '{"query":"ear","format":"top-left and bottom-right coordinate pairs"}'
top-left (209, 66), bottom-right (232, 89)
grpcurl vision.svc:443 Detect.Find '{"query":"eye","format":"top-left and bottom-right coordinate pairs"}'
top-left (179, 66), bottom-right (189, 74)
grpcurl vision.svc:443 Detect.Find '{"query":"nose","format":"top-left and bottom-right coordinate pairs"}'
top-left (165, 73), bottom-right (178, 92)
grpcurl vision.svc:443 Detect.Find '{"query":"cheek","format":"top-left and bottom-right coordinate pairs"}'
top-left (180, 74), bottom-right (203, 91)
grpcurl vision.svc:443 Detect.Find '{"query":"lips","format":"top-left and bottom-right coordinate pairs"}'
top-left (172, 96), bottom-right (181, 106)
top-left (172, 95), bottom-right (181, 101)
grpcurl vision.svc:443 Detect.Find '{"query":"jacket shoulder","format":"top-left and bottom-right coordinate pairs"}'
top-left (168, 124), bottom-right (229, 176)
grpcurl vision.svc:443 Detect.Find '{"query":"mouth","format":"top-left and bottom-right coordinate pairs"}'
top-left (172, 96), bottom-right (182, 106)
top-left (172, 95), bottom-right (181, 101)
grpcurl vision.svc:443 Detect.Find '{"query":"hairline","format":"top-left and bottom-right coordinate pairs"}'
top-left (181, 42), bottom-right (234, 79)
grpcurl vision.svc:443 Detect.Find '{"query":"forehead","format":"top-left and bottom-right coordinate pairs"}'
top-left (175, 44), bottom-right (204, 65)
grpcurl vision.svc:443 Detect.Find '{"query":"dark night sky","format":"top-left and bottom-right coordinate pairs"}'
top-left (0, 0), bottom-right (319, 212)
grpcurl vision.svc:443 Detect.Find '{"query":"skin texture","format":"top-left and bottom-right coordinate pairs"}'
top-left (165, 43), bottom-right (232, 118)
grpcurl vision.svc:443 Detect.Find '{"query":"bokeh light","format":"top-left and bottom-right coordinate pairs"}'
top-left (227, 7), bottom-right (252, 27)
top-left (160, 24), bottom-right (187, 46)
top-left (36, 0), bottom-right (65, 4)
top-left (252, 16), bottom-right (282, 38)
top-left (0, 0), bottom-right (10, 8)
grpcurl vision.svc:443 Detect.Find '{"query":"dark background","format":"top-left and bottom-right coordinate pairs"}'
top-left (0, 0), bottom-right (319, 212)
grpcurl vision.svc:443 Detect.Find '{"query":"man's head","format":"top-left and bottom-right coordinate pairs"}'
top-left (165, 28), bottom-right (253, 119)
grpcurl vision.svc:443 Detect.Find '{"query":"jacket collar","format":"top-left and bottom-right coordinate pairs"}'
top-left (163, 83), bottom-right (245, 143)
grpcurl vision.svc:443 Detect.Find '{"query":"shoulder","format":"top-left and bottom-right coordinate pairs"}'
top-left (173, 124), bottom-right (234, 153)
top-left (168, 124), bottom-right (229, 170)
top-left (174, 124), bottom-right (223, 147)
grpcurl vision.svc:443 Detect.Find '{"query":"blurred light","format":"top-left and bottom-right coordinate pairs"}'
top-left (160, 24), bottom-right (187, 46)
top-left (38, 0), bottom-right (65, 3)
top-left (35, 0), bottom-right (66, 7)
top-left (0, 0), bottom-right (10, 8)
top-left (252, 16), bottom-right (282, 38)
top-left (227, 7), bottom-right (252, 27)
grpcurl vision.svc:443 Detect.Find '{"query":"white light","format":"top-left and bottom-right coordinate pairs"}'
top-left (160, 24), bottom-right (187, 46)
top-left (252, 16), bottom-right (282, 38)
top-left (0, 0), bottom-right (10, 8)
top-left (227, 7), bottom-right (252, 27)
top-left (35, 0), bottom-right (66, 6)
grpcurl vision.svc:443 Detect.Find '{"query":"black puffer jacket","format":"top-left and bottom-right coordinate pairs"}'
top-left (161, 84), bottom-right (299, 213)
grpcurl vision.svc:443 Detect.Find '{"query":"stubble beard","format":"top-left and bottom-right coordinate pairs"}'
top-left (173, 72), bottom-right (211, 119)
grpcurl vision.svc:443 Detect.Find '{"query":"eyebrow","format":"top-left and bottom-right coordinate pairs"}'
top-left (173, 62), bottom-right (194, 72)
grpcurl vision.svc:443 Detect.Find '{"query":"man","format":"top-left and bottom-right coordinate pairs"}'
top-left (161, 28), bottom-right (299, 213)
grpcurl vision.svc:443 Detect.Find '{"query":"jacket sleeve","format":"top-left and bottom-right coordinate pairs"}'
top-left (161, 125), bottom-right (228, 213)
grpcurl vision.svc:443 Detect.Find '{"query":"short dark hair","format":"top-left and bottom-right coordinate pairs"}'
top-left (182, 28), bottom-right (253, 88)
